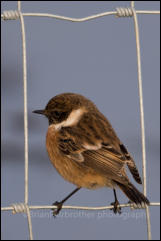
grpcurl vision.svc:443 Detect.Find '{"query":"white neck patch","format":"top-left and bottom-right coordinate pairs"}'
top-left (54, 108), bottom-right (85, 130)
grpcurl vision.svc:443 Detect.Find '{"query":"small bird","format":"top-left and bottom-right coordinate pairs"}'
top-left (33, 92), bottom-right (149, 215)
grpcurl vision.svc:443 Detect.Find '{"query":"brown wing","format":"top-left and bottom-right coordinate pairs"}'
top-left (83, 144), bottom-right (129, 185)
top-left (58, 137), bottom-right (84, 162)
top-left (58, 127), bottom-right (129, 185)
top-left (57, 111), bottom-right (141, 185)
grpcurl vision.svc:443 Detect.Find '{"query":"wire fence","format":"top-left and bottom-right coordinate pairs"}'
top-left (1, 1), bottom-right (160, 240)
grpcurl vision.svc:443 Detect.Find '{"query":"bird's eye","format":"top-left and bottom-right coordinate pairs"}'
top-left (53, 111), bottom-right (61, 117)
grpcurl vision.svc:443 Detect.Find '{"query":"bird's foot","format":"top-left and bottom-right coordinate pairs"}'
top-left (110, 200), bottom-right (121, 214)
top-left (52, 201), bottom-right (63, 217)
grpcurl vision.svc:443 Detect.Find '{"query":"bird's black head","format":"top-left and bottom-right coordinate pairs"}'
top-left (33, 93), bottom-right (89, 125)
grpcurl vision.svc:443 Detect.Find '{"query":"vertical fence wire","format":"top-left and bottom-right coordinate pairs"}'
top-left (131, 1), bottom-right (151, 239)
top-left (18, 1), bottom-right (33, 239)
top-left (17, 0), bottom-right (21, 11)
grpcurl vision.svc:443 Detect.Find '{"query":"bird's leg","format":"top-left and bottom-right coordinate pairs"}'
top-left (52, 187), bottom-right (81, 217)
top-left (110, 188), bottom-right (121, 214)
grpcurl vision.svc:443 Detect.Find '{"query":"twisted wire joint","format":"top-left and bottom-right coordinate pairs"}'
top-left (116, 7), bottom-right (133, 17)
top-left (2, 10), bottom-right (20, 20)
top-left (11, 203), bottom-right (28, 214)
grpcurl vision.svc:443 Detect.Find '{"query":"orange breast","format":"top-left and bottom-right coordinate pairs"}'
top-left (46, 125), bottom-right (113, 189)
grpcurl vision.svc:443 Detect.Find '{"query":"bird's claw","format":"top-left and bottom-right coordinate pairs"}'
top-left (52, 201), bottom-right (63, 217)
top-left (110, 200), bottom-right (121, 214)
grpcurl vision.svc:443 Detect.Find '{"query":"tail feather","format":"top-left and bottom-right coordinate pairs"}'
top-left (119, 144), bottom-right (142, 184)
top-left (127, 161), bottom-right (142, 184)
top-left (116, 181), bottom-right (150, 205)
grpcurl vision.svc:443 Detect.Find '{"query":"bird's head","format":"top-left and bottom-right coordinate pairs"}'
top-left (33, 93), bottom-right (94, 126)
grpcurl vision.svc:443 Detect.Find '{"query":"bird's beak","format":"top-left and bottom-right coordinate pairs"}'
top-left (32, 109), bottom-right (46, 115)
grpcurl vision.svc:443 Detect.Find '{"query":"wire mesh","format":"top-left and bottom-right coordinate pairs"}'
top-left (1, 1), bottom-right (160, 240)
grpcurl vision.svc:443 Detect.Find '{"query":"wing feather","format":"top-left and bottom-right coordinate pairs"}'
top-left (58, 128), bottom-right (128, 184)
top-left (57, 111), bottom-right (141, 186)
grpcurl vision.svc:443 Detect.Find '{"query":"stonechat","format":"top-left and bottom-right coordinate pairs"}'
top-left (33, 93), bottom-right (149, 215)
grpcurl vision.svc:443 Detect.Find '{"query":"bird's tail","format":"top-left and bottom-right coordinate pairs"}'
top-left (126, 160), bottom-right (142, 184)
top-left (116, 181), bottom-right (150, 206)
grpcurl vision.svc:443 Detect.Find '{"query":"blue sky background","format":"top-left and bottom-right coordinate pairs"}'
top-left (1, 1), bottom-right (160, 240)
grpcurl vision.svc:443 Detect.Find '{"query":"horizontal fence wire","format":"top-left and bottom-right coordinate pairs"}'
top-left (1, 202), bottom-right (160, 212)
top-left (1, 1), bottom-right (160, 240)
top-left (1, 10), bottom-right (160, 21)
